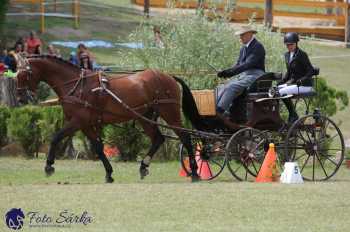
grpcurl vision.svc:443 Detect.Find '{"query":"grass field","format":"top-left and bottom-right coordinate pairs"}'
top-left (2, 3), bottom-right (350, 231)
top-left (0, 157), bottom-right (350, 232)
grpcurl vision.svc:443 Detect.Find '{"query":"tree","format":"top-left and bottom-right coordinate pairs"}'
top-left (0, 0), bottom-right (9, 48)
top-left (144, 0), bottom-right (150, 18)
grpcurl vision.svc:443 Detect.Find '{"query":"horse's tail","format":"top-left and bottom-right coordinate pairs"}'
top-left (172, 76), bottom-right (207, 131)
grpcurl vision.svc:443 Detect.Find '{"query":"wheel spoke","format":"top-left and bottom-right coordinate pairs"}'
top-left (210, 159), bottom-right (224, 169)
top-left (300, 154), bottom-right (311, 173)
top-left (294, 152), bottom-right (307, 161)
top-left (315, 152), bottom-right (329, 179)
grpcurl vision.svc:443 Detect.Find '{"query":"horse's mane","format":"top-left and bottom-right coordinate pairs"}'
top-left (26, 54), bottom-right (80, 70)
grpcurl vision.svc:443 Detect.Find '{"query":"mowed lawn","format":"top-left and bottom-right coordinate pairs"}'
top-left (0, 157), bottom-right (350, 232)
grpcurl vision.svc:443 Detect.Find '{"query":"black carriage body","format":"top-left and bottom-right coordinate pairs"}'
top-left (229, 72), bottom-right (284, 130)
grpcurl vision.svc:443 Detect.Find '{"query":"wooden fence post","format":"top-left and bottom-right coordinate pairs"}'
top-left (264, 0), bottom-right (273, 27)
top-left (0, 77), bottom-right (18, 107)
top-left (345, 2), bottom-right (350, 47)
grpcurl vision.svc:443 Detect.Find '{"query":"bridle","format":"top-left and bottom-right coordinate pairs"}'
top-left (15, 55), bottom-right (35, 102)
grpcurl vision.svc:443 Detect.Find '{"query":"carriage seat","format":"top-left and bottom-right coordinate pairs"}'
top-left (248, 72), bottom-right (282, 93)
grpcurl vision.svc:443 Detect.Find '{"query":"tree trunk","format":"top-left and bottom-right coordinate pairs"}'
top-left (144, 0), bottom-right (150, 18)
top-left (264, 0), bottom-right (273, 27)
top-left (0, 77), bottom-right (18, 107)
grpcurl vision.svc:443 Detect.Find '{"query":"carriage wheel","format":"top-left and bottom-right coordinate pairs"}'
top-left (285, 115), bottom-right (345, 181)
top-left (179, 138), bottom-right (227, 180)
top-left (225, 128), bottom-right (268, 181)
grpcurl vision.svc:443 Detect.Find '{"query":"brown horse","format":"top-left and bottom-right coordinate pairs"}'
top-left (16, 55), bottom-right (206, 183)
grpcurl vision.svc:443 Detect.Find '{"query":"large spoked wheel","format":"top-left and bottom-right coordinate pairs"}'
top-left (179, 138), bottom-right (227, 180)
top-left (225, 128), bottom-right (268, 181)
top-left (285, 114), bottom-right (345, 181)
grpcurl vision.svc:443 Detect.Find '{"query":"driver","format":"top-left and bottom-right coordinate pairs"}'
top-left (216, 26), bottom-right (265, 129)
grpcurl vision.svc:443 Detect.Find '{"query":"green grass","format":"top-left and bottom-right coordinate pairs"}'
top-left (0, 157), bottom-right (350, 232)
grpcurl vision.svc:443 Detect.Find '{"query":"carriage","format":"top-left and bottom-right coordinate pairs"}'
top-left (180, 68), bottom-right (345, 181)
top-left (15, 55), bottom-right (345, 183)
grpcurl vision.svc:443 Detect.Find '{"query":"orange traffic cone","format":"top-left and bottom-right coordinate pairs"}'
top-left (197, 159), bottom-right (213, 180)
top-left (179, 157), bottom-right (190, 177)
top-left (255, 143), bottom-right (279, 182)
top-left (195, 144), bottom-right (213, 180)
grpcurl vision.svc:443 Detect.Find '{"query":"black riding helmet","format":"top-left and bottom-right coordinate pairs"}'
top-left (284, 32), bottom-right (299, 44)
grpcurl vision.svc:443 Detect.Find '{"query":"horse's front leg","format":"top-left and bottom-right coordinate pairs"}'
top-left (45, 122), bottom-right (78, 176)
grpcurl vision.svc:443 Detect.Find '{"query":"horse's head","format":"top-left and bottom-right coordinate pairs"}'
top-left (15, 54), bottom-right (40, 103)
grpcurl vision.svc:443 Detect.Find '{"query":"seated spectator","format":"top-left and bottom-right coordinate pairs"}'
top-left (77, 43), bottom-right (94, 70)
top-left (1, 49), bottom-right (12, 68)
top-left (69, 51), bottom-right (79, 65)
top-left (25, 31), bottom-right (42, 55)
top-left (3, 52), bottom-right (17, 78)
top-left (14, 37), bottom-right (25, 52)
top-left (14, 43), bottom-right (27, 56)
top-left (0, 48), bottom-right (8, 63)
top-left (0, 63), bottom-right (5, 75)
top-left (47, 44), bottom-right (61, 57)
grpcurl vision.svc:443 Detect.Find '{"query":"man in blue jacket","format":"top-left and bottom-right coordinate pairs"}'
top-left (216, 26), bottom-right (265, 128)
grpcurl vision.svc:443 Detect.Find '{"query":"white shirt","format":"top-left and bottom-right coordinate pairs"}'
top-left (245, 36), bottom-right (255, 48)
top-left (289, 52), bottom-right (294, 62)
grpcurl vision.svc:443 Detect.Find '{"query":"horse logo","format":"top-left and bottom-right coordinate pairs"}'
top-left (5, 208), bottom-right (25, 230)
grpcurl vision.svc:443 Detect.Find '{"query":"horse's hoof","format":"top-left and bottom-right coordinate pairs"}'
top-left (139, 167), bottom-right (149, 180)
top-left (191, 175), bottom-right (201, 183)
top-left (105, 176), bottom-right (114, 183)
top-left (45, 166), bottom-right (55, 177)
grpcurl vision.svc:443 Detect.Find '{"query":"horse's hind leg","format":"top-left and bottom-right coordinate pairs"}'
top-left (45, 121), bottom-right (79, 177)
top-left (158, 106), bottom-right (200, 182)
top-left (138, 110), bottom-right (165, 179)
top-left (82, 128), bottom-right (114, 183)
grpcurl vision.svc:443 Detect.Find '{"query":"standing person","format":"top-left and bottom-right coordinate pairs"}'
top-left (153, 26), bottom-right (164, 48)
top-left (68, 51), bottom-right (79, 65)
top-left (278, 32), bottom-right (315, 123)
top-left (25, 31), bottom-right (42, 55)
top-left (216, 26), bottom-right (266, 129)
top-left (77, 43), bottom-right (94, 70)
top-left (47, 44), bottom-right (61, 57)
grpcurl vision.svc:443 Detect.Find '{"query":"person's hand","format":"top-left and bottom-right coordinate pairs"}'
top-left (217, 70), bottom-right (228, 78)
top-left (296, 79), bottom-right (302, 86)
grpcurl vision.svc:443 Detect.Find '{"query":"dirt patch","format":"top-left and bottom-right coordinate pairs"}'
top-left (0, 143), bottom-right (24, 156)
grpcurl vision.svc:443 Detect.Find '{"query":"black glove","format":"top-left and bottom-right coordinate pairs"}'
top-left (217, 70), bottom-right (229, 78)
top-left (296, 79), bottom-right (302, 87)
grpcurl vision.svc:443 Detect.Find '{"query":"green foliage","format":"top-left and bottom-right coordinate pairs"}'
top-left (312, 77), bottom-right (349, 117)
top-left (119, 12), bottom-right (290, 89)
top-left (7, 106), bottom-right (42, 157)
top-left (0, 0), bottom-right (9, 47)
top-left (103, 122), bottom-right (148, 161)
top-left (0, 106), bottom-right (10, 146)
top-left (36, 83), bottom-right (52, 102)
top-left (37, 106), bottom-right (64, 143)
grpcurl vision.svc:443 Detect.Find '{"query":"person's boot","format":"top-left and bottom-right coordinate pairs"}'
top-left (283, 98), bottom-right (299, 123)
top-left (217, 112), bottom-right (240, 131)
